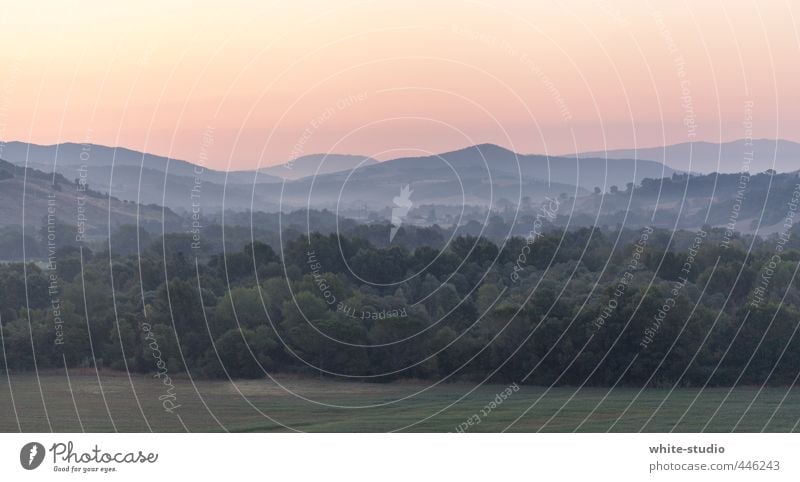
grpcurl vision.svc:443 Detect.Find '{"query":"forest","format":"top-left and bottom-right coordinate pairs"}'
top-left (2, 221), bottom-right (799, 388)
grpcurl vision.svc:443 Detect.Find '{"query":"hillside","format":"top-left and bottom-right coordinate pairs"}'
top-left (0, 158), bottom-right (182, 237)
top-left (564, 170), bottom-right (800, 232)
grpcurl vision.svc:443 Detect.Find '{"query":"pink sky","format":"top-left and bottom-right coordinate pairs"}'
top-left (1, 0), bottom-right (797, 169)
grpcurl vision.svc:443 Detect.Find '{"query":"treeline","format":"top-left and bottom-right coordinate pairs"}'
top-left (578, 170), bottom-right (800, 229)
top-left (1, 225), bottom-right (800, 387)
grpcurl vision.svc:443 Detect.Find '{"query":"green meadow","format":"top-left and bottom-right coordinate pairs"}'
top-left (1, 371), bottom-right (797, 432)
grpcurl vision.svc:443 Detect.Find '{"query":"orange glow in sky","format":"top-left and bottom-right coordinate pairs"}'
top-left (0, 0), bottom-right (797, 169)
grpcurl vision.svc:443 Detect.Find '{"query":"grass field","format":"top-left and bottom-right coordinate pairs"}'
top-left (1, 370), bottom-right (798, 432)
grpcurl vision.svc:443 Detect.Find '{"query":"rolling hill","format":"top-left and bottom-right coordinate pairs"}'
top-left (0, 157), bottom-right (182, 237)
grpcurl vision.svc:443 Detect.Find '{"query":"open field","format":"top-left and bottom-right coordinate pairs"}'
top-left (1, 371), bottom-right (798, 432)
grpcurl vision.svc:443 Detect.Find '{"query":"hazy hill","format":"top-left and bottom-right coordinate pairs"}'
top-left (0, 158), bottom-right (182, 236)
top-left (0, 141), bottom-right (283, 183)
top-left (262, 153), bottom-right (378, 180)
top-left (574, 139), bottom-right (800, 174)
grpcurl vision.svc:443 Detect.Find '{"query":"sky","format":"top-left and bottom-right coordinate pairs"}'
top-left (0, 0), bottom-right (797, 170)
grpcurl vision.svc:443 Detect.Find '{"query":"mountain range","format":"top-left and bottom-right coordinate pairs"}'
top-left (276, 143), bottom-right (674, 209)
top-left (0, 140), bottom-right (678, 212)
top-left (0, 138), bottom-right (796, 233)
top-left (0, 142), bottom-right (383, 212)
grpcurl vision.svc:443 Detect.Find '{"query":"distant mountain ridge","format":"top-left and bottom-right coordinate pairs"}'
top-left (277, 143), bottom-right (676, 209)
top-left (573, 139), bottom-right (800, 174)
top-left (0, 141), bottom-right (377, 181)
top-left (0, 142), bottom-right (372, 212)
